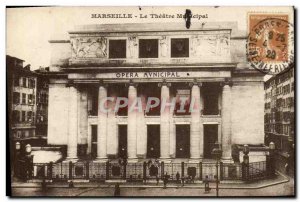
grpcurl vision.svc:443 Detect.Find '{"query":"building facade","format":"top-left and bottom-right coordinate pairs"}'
top-left (264, 66), bottom-right (295, 174)
top-left (35, 67), bottom-right (49, 138)
top-left (7, 55), bottom-right (37, 140)
top-left (47, 23), bottom-right (265, 162)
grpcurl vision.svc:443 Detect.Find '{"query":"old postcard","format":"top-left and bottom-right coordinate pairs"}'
top-left (6, 6), bottom-right (295, 197)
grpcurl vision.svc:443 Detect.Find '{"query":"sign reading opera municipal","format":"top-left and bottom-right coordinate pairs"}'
top-left (47, 22), bottom-right (265, 163)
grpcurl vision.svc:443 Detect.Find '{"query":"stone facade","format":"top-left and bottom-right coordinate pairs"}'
top-left (47, 23), bottom-right (265, 162)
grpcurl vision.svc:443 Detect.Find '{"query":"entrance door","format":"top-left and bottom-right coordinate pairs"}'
top-left (118, 125), bottom-right (127, 158)
top-left (91, 125), bottom-right (97, 159)
top-left (176, 125), bottom-right (190, 158)
top-left (203, 124), bottom-right (218, 158)
top-left (147, 125), bottom-right (160, 158)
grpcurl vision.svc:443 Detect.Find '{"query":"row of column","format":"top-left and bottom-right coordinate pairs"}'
top-left (66, 81), bottom-right (233, 162)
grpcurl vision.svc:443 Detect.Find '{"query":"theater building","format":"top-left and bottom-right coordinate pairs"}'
top-left (47, 23), bottom-right (265, 163)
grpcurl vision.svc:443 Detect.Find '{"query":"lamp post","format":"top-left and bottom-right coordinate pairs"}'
top-left (268, 142), bottom-right (275, 177)
top-left (25, 144), bottom-right (33, 180)
top-left (211, 144), bottom-right (222, 197)
top-left (14, 142), bottom-right (21, 177)
top-left (242, 144), bottom-right (250, 181)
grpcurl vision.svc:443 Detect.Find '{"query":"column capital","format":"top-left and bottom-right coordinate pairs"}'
top-left (66, 80), bottom-right (77, 88)
top-left (220, 79), bottom-right (233, 87)
top-left (125, 79), bottom-right (138, 88)
top-left (189, 79), bottom-right (202, 87)
top-left (158, 79), bottom-right (171, 87)
top-left (98, 80), bottom-right (108, 88)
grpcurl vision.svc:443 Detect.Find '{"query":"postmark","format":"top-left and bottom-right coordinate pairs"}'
top-left (247, 14), bottom-right (294, 75)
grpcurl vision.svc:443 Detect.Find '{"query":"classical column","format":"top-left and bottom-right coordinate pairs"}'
top-left (189, 81), bottom-right (202, 161)
top-left (67, 83), bottom-right (78, 161)
top-left (127, 82), bottom-right (138, 161)
top-left (221, 81), bottom-right (233, 162)
top-left (96, 83), bottom-right (108, 161)
top-left (159, 81), bottom-right (171, 160)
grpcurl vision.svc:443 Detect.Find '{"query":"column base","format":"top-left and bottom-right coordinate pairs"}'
top-left (65, 157), bottom-right (78, 163)
top-left (159, 157), bottom-right (172, 163)
top-left (189, 158), bottom-right (202, 163)
top-left (94, 157), bottom-right (108, 163)
top-left (127, 158), bottom-right (138, 163)
top-left (221, 157), bottom-right (233, 163)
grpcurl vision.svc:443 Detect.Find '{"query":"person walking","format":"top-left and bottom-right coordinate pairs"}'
top-left (114, 183), bottom-right (121, 197)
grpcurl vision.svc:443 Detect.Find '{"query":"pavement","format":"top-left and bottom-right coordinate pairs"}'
top-left (9, 172), bottom-right (294, 197)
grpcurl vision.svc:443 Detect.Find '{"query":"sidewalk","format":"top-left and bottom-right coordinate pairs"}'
top-left (11, 172), bottom-right (290, 190)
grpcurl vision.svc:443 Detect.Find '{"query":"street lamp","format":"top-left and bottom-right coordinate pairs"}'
top-left (25, 144), bottom-right (33, 180)
top-left (268, 142), bottom-right (275, 177)
top-left (25, 144), bottom-right (32, 154)
top-left (15, 142), bottom-right (21, 151)
top-left (211, 144), bottom-right (222, 197)
top-left (14, 142), bottom-right (21, 177)
top-left (242, 144), bottom-right (250, 181)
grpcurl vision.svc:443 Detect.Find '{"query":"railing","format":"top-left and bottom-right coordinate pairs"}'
top-left (247, 161), bottom-right (267, 181)
top-left (17, 160), bottom-right (269, 183)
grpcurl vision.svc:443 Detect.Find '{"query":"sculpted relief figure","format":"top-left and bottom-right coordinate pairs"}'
top-left (70, 37), bottom-right (107, 58)
top-left (128, 36), bottom-right (138, 58)
top-left (159, 36), bottom-right (168, 57)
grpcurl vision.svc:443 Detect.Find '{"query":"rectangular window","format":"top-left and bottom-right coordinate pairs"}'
top-left (27, 111), bottom-right (32, 122)
top-left (21, 111), bottom-right (26, 122)
top-left (28, 94), bottom-right (33, 105)
top-left (109, 40), bottom-right (126, 58)
top-left (14, 77), bottom-right (19, 87)
top-left (171, 38), bottom-right (189, 58)
top-left (13, 92), bottom-right (20, 104)
top-left (139, 39), bottom-right (158, 58)
top-left (12, 110), bottom-right (20, 123)
top-left (174, 89), bottom-right (191, 115)
top-left (22, 77), bottom-right (27, 87)
top-left (22, 93), bottom-right (26, 104)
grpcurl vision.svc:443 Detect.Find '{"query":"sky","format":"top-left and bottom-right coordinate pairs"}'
top-left (6, 6), bottom-right (293, 70)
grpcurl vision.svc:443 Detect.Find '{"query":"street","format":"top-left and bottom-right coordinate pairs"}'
top-left (11, 178), bottom-right (294, 197)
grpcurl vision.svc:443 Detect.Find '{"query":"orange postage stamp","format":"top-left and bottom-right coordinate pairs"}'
top-left (247, 14), bottom-right (294, 75)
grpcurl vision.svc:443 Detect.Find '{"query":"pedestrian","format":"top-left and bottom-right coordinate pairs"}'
top-left (41, 179), bottom-right (47, 192)
top-left (163, 172), bottom-right (169, 189)
top-left (114, 183), bottom-right (120, 197)
top-left (176, 172), bottom-right (180, 184)
top-left (181, 176), bottom-right (185, 187)
top-left (156, 175), bottom-right (159, 185)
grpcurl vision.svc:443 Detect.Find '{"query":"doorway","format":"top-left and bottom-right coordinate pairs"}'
top-left (176, 125), bottom-right (190, 158)
top-left (147, 125), bottom-right (160, 158)
top-left (118, 125), bottom-right (127, 158)
top-left (203, 124), bottom-right (218, 158)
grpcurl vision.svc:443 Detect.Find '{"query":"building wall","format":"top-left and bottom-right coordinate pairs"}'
top-left (47, 80), bottom-right (69, 145)
top-left (231, 80), bottom-right (265, 145)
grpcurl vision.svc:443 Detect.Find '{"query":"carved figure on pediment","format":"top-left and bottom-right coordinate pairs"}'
top-left (128, 36), bottom-right (138, 58)
top-left (94, 37), bottom-right (107, 58)
top-left (70, 38), bottom-right (90, 57)
top-left (160, 36), bottom-right (168, 57)
top-left (71, 37), bottom-right (107, 58)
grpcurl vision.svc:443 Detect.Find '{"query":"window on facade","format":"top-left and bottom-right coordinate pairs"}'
top-left (174, 89), bottom-right (191, 115)
top-left (13, 92), bottom-right (20, 104)
top-left (202, 83), bottom-right (221, 115)
top-left (12, 110), bottom-right (20, 123)
top-left (21, 111), bottom-right (26, 122)
top-left (22, 93), bottom-right (26, 104)
top-left (22, 78), bottom-right (27, 88)
top-left (14, 77), bottom-right (19, 87)
top-left (28, 94), bottom-right (33, 105)
top-left (109, 40), bottom-right (126, 58)
top-left (171, 38), bottom-right (189, 58)
top-left (139, 39), bottom-right (159, 58)
top-left (27, 111), bottom-right (32, 122)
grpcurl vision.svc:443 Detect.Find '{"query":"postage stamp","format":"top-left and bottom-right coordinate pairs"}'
top-left (247, 14), bottom-right (294, 75)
